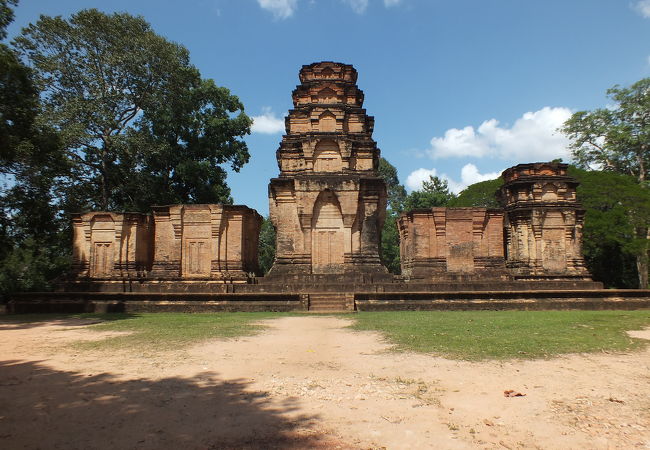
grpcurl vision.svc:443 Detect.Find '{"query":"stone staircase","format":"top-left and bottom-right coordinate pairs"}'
top-left (308, 293), bottom-right (352, 312)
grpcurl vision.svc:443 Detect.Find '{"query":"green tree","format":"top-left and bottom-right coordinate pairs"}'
top-left (0, 0), bottom-right (17, 40)
top-left (448, 178), bottom-right (502, 208)
top-left (562, 78), bottom-right (650, 287)
top-left (404, 175), bottom-right (456, 210)
top-left (377, 158), bottom-right (407, 274)
top-left (569, 166), bottom-right (650, 288)
top-left (14, 9), bottom-right (251, 211)
top-left (258, 217), bottom-right (276, 275)
top-left (0, 0), bottom-right (38, 172)
top-left (0, 0), bottom-right (71, 296)
top-left (378, 157), bottom-right (407, 212)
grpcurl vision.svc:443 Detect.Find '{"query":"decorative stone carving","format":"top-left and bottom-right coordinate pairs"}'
top-left (268, 62), bottom-right (388, 275)
top-left (71, 212), bottom-right (152, 278)
top-left (150, 204), bottom-right (261, 281)
top-left (70, 205), bottom-right (261, 282)
top-left (500, 162), bottom-right (590, 279)
top-left (399, 208), bottom-right (507, 280)
top-left (399, 162), bottom-right (592, 281)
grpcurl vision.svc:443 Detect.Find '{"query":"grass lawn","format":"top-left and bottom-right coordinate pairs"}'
top-left (1, 312), bottom-right (287, 351)
top-left (348, 310), bottom-right (650, 360)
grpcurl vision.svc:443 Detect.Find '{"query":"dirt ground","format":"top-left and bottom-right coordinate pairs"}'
top-left (0, 316), bottom-right (649, 450)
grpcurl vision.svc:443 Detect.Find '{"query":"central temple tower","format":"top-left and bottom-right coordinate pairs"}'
top-left (268, 62), bottom-right (388, 276)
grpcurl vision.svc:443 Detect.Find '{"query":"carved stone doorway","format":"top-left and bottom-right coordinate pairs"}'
top-left (312, 190), bottom-right (344, 274)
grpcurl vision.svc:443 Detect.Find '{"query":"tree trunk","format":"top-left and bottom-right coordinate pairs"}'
top-left (637, 253), bottom-right (648, 289)
top-left (636, 226), bottom-right (649, 289)
top-left (100, 166), bottom-right (108, 210)
top-left (100, 144), bottom-right (109, 210)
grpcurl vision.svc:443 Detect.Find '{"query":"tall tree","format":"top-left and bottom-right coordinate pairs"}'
top-left (562, 78), bottom-right (650, 287)
top-left (404, 175), bottom-right (456, 211)
top-left (0, 0), bottom-right (38, 173)
top-left (377, 158), bottom-right (407, 274)
top-left (569, 166), bottom-right (650, 288)
top-left (14, 9), bottom-right (251, 211)
top-left (0, 0), bottom-right (70, 295)
top-left (258, 217), bottom-right (276, 275)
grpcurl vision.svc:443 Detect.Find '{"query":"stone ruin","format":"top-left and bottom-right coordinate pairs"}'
top-left (29, 61), bottom-right (643, 314)
top-left (68, 62), bottom-right (590, 286)
top-left (267, 62), bottom-right (388, 277)
top-left (71, 205), bottom-right (261, 283)
top-left (399, 162), bottom-right (591, 282)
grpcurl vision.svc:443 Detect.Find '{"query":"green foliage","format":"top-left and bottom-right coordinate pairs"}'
top-left (258, 217), bottom-right (276, 275)
top-left (377, 158), bottom-right (407, 274)
top-left (378, 157), bottom-right (406, 212)
top-left (448, 178), bottom-right (502, 208)
top-left (0, 0), bottom-right (17, 40)
top-left (349, 311), bottom-right (650, 360)
top-left (0, 45), bottom-right (37, 171)
top-left (562, 78), bottom-right (650, 183)
top-left (562, 78), bottom-right (650, 288)
top-left (381, 211), bottom-right (401, 274)
top-left (0, 238), bottom-right (70, 295)
top-left (569, 166), bottom-right (650, 287)
top-left (404, 175), bottom-right (456, 210)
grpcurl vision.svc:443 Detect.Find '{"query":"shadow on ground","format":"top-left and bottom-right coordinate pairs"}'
top-left (0, 313), bottom-right (139, 330)
top-left (0, 360), bottom-right (334, 449)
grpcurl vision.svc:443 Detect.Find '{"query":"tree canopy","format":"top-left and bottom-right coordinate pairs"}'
top-left (569, 166), bottom-right (650, 288)
top-left (13, 8), bottom-right (251, 211)
top-left (562, 78), bottom-right (650, 288)
top-left (448, 178), bottom-right (501, 208)
top-left (404, 175), bottom-right (456, 211)
top-left (562, 78), bottom-right (650, 184)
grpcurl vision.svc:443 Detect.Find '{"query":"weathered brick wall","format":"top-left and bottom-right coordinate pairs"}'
top-left (72, 205), bottom-right (261, 282)
top-left (399, 162), bottom-right (592, 281)
top-left (71, 212), bottom-right (152, 278)
top-left (399, 208), bottom-right (506, 280)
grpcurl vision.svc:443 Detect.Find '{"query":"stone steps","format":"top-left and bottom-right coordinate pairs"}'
top-left (308, 293), bottom-right (350, 312)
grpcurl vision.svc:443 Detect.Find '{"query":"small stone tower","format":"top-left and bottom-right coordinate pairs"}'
top-left (268, 62), bottom-right (388, 276)
top-left (500, 162), bottom-right (590, 279)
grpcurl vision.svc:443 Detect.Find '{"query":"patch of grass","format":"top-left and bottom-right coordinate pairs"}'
top-left (348, 310), bottom-right (650, 360)
top-left (71, 312), bottom-right (287, 351)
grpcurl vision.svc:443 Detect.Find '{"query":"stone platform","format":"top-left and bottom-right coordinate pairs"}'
top-left (7, 279), bottom-right (650, 313)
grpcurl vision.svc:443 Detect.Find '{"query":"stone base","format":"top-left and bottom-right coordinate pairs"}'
top-left (355, 290), bottom-right (650, 311)
top-left (7, 288), bottom-right (650, 313)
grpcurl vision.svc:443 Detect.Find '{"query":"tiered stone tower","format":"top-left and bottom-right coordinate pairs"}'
top-left (268, 62), bottom-right (388, 276)
top-left (500, 162), bottom-right (590, 279)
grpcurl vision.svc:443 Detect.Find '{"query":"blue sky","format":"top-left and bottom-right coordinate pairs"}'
top-left (7, 0), bottom-right (650, 215)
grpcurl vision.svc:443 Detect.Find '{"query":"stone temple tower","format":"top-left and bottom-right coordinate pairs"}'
top-left (267, 62), bottom-right (388, 276)
top-left (500, 162), bottom-right (590, 280)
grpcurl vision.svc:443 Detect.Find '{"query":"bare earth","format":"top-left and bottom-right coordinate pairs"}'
top-left (0, 317), bottom-right (649, 449)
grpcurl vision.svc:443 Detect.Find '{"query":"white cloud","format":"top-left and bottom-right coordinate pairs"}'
top-left (406, 167), bottom-right (440, 191)
top-left (459, 163), bottom-right (501, 188)
top-left (258, 0), bottom-right (401, 18)
top-left (634, 0), bottom-right (650, 18)
top-left (406, 163), bottom-right (502, 194)
top-left (257, 0), bottom-right (298, 19)
top-left (251, 107), bottom-right (286, 134)
top-left (342, 0), bottom-right (369, 14)
top-left (428, 107), bottom-right (572, 162)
